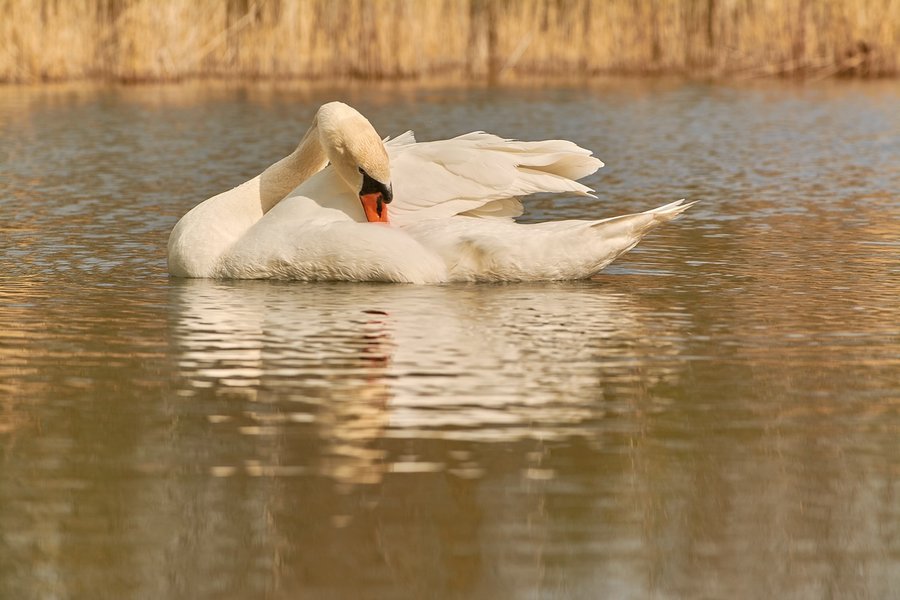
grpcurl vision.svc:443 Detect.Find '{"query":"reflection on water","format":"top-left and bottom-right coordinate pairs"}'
top-left (171, 280), bottom-right (687, 476)
top-left (2, 80), bottom-right (900, 598)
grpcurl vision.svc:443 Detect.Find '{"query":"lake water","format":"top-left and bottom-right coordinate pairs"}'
top-left (2, 79), bottom-right (899, 599)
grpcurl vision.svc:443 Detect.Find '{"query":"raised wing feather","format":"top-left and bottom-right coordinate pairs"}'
top-left (385, 132), bottom-right (603, 226)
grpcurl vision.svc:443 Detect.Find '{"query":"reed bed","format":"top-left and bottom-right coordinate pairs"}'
top-left (2, 0), bottom-right (898, 83)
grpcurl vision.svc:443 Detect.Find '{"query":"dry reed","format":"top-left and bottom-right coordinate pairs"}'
top-left (1, 0), bottom-right (898, 83)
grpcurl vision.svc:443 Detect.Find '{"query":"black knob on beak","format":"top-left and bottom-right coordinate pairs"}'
top-left (360, 169), bottom-right (392, 203)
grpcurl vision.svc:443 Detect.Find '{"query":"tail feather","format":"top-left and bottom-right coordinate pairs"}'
top-left (591, 199), bottom-right (695, 233)
top-left (584, 199), bottom-right (696, 272)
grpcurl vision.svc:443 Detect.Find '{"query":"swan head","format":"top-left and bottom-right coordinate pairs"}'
top-left (316, 102), bottom-right (393, 223)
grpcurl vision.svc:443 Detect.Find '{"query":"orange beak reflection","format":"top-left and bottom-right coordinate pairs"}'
top-left (361, 192), bottom-right (389, 223)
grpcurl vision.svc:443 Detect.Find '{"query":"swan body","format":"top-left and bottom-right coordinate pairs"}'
top-left (168, 102), bottom-right (693, 283)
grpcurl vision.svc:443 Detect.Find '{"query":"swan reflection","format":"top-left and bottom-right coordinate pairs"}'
top-left (169, 279), bottom-right (688, 454)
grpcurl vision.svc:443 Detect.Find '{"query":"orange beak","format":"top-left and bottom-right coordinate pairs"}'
top-left (360, 192), bottom-right (389, 223)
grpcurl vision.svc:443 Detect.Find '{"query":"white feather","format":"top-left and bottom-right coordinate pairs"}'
top-left (386, 132), bottom-right (601, 225)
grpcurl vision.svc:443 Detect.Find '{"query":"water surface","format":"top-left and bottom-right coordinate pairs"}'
top-left (2, 80), bottom-right (899, 599)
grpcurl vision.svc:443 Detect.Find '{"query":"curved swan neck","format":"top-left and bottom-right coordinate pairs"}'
top-left (259, 120), bottom-right (329, 213)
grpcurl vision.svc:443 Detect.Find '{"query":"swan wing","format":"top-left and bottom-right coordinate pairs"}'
top-left (216, 196), bottom-right (449, 284)
top-left (385, 132), bottom-right (603, 226)
top-left (402, 200), bottom-right (695, 282)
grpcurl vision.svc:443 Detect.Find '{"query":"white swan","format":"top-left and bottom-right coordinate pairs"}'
top-left (168, 102), bottom-right (693, 283)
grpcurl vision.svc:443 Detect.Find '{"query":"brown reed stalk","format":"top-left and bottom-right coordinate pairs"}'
top-left (1, 0), bottom-right (897, 83)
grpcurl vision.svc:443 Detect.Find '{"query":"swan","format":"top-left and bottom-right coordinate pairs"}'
top-left (168, 101), bottom-right (694, 283)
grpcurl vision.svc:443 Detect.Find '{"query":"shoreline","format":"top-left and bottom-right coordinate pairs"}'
top-left (4, 0), bottom-right (897, 84)
top-left (4, 71), bottom-right (900, 90)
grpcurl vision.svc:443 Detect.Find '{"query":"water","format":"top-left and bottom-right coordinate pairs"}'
top-left (2, 80), bottom-right (899, 599)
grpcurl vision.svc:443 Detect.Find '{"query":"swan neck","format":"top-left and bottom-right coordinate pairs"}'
top-left (259, 121), bottom-right (328, 213)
